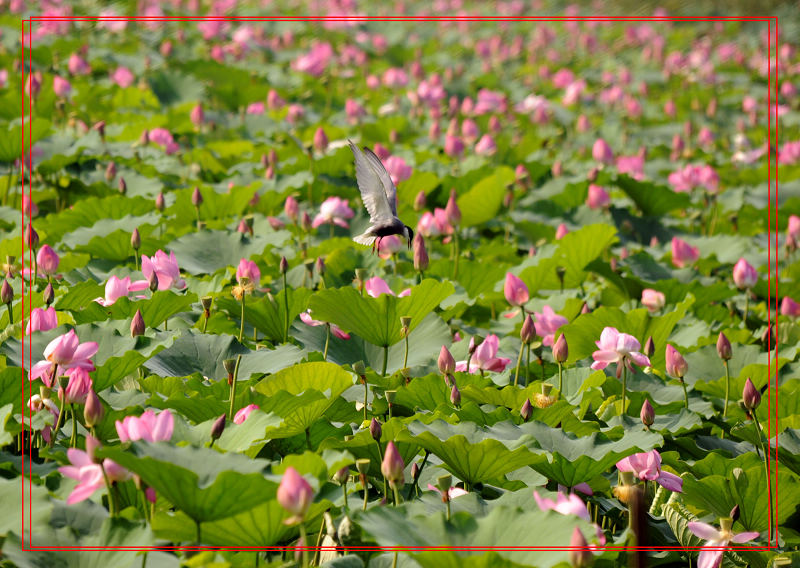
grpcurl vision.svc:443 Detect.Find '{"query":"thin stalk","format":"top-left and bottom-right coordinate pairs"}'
top-left (100, 462), bottom-right (116, 517)
top-left (228, 354), bottom-right (242, 421)
top-left (445, 498), bottom-right (451, 521)
top-left (452, 231), bottom-right (460, 279)
top-left (621, 365), bottom-right (627, 415)
top-left (513, 342), bottom-right (525, 387)
top-left (403, 333), bottom-right (409, 370)
top-left (381, 344), bottom-right (389, 377)
top-left (238, 292), bottom-right (246, 343)
top-left (753, 415), bottom-right (774, 539)
top-left (526, 343), bottom-right (531, 384)
top-left (743, 291), bottom-right (749, 324)
top-left (723, 360), bottom-right (731, 420)
top-left (362, 480), bottom-right (369, 511)
top-left (392, 485), bottom-right (401, 507)
top-left (557, 362), bottom-right (563, 399)
top-left (312, 521), bottom-right (325, 567)
top-left (323, 324), bottom-right (331, 361)
top-left (69, 404), bottom-right (78, 448)
top-left (283, 272), bottom-right (290, 343)
top-left (329, 223), bottom-right (334, 239)
top-left (363, 380), bottom-right (369, 423)
top-left (681, 378), bottom-right (689, 409)
top-left (134, 250), bottom-right (139, 272)
top-left (299, 524), bottom-right (309, 568)
top-left (6, 302), bottom-right (13, 325)
top-left (342, 482), bottom-right (349, 511)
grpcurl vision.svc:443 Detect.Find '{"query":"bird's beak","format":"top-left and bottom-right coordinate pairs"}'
top-left (408, 237), bottom-right (412, 250)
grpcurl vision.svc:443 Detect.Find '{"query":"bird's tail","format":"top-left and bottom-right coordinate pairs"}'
top-left (353, 233), bottom-right (376, 247)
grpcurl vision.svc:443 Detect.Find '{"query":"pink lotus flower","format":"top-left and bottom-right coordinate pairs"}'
top-left (233, 404), bottom-right (260, 424)
top-left (236, 258), bottom-right (260, 284)
top-left (110, 67), bottom-right (135, 88)
top-left (94, 276), bottom-right (149, 307)
top-left (616, 449), bottom-right (682, 492)
top-left (59, 443), bottom-right (131, 504)
top-left (53, 76), bottom-right (72, 97)
top-left (461, 119), bottom-right (480, 142)
top-left (428, 483), bottom-right (468, 500)
top-left (246, 101), bottom-right (265, 115)
top-left (687, 521), bottom-right (759, 568)
top-left (27, 394), bottom-right (59, 443)
top-left (781, 297), bottom-right (800, 318)
top-left (299, 310), bottom-right (350, 339)
top-left (417, 211), bottom-right (448, 238)
top-left (29, 329), bottom-right (99, 386)
top-left (473, 89), bottom-right (506, 115)
top-left (141, 250), bottom-right (186, 291)
top-left (384, 155), bottom-right (413, 185)
top-left (592, 138), bottom-right (615, 165)
top-left (671, 237), bottom-right (700, 268)
top-left (444, 135), bottom-right (465, 158)
top-left (312, 197), bottom-right (354, 229)
top-left (555, 223), bottom-right (569, 240)
top-left (58, 367), bottom-right (92, 405)
top-left (455, 334), bottom-right (511, 374)
top-left (68, 53), bottom-right (90, 76)
top-left (363, 276), bottom-right (410, 298)
top-left (277, 466), bottom-right (314, 524)
top-left (23, 193), bottom-right (38, 217)
top-left (98, 9), bottom-right (127, 32)
top-left (732, 258), bottom-right (757, 289)
top-left (591, 327), bottom-right (651, 378)
top-left (778, 141), bottom-right (800, 165)
top-left (381, 441), bottom-right (405, 487)
top-left (474, 134), bottom-right (497, 155)
top-left (533, 490), bottom-right (606, 546)
top-left (267, 89), bottom-right (285, 110)
top-left (586, 184), bottom-right (610, 209)
top-left (382, 67), bottom-right (409, 88)
top-left (668, 164), bottom-right (719, 193)
top-left (292, 42), bottom-right (333, 77)
top-left (37, 245), bottom-right (60, 276)
top-left (552, 68), bottom-right (575, 88)
top-left (641, 289), bottom-right (665, 312)
top-left (148, 128), bottom-right (174, 147)
top-left (345, 99), bottom-right (366, 123)
top-left (533, 306), bottom-right (568, 347)
top-left (26, 307), bottom-right (58, 335)
top-left (115, 409), bottom-right (174, 443)
top-left (616, 155), bottom-right (645, 180)
top-left (503, 273), bottom-right (529, 307)
top-left (190, 104), bottom-right (204, 126)
top-left (377, 235), bottom-right (403, 259)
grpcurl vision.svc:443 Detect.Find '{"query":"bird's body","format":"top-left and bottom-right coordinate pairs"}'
top-left (349, 140), bottom-right (414, 253)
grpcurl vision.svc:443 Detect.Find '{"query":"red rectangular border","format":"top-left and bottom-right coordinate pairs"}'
top-left (18, 13), bottom-right (780, 555)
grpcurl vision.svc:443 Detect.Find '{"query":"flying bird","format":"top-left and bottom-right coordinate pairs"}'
top-left (349, 140), bottom-right (414, 254)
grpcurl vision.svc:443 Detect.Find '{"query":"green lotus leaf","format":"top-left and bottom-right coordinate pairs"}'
top-left (615, 174), bottom-right (692, 216)
top-left (456, 166), bottom-right (515, 227)
top-left (216, 288), bottom-right (312, 342)
top-left (166, 230), bottom-right (291, 275)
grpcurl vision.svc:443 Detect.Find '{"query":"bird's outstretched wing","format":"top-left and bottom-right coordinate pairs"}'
top-left (361, 147), bottom-right (398, 217)
top-left (348, 140), bottom-right (395, 223)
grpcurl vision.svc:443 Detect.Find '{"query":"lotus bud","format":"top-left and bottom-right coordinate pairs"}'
top-left (552, 333), bottom-right (568, 363)
top-left (277, 466), bottom-right (314, 524)
top-left (268, 149), bottom-right (278, 167)
top-left (410, 462), bottom-right (420, 482)
top-left (413, 234), bottom-right (429, 272)
top-left (742, 377), bottom-right (761, 411)
top-left (210, 414), bottom-right (226, 442)
top-left (556, 265), bottom-right (566, 287)
top-left (520, 398), bottom-right (533, 421)
top-left (284, 195), bottom-right (299, 223)
top-left (26, 224), bottom-right (39, 249)
top-left (568, 527), bottom-right (592, 568)
top-left (105, 161), bottom-right (116, 182)
top-left (1, 279), bottom-right (12, 306)
top-left (191, 186), bottom-right (203, 207)
top-left (147, 270), bottom-right (159, 292)
top-left (155, 192), bottom-right (165, 212)
top-left (313, 127), bottom-right (328, 152)
top-left (381, 441), bottom-right (405, 488)
top-left (665, 344), bottom-right (688, 379)
top-left (280, 256), bottom-right (289, 274)
top-left (130, 309), bottom-right (145, 337)
top-left (83, 389), bottom-right (104, 428)
top-left (520, 314), bottom-right (535, 345)
top-left (445, 188), bottom-right (461, 226)
top-left (450, 384), bottom-right (461, 406)
top-left (300, 211), bottom-right (312, 232)
top-left (716, 332), bottom-right (732, 361)
top-left (438, 346), bottom-right (455, 375)
top-left (315, 257), bottom-right (325, 276)
top-left (413, 190), bottom-right (426, 211)
top-left (640, 399), bottom-right (654, 428)
top-left (369, 417), bottom-right (382, 441)
top-left (118, 177), bottom-right (127, 195)
top-left (761, 323), bottom-right (776, 347)
top-left (333, 466), bottom-right (349, 485)
top-left (131, 228), bottom-right (141, 250)
top-left (644, 336), bottom-right (655, 358)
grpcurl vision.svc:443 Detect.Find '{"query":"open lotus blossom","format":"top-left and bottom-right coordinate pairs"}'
top-left (299, 310), bottom-right (351, 339)
top-left (533, 490), bottom-right (606, 546)
top-left (29, 329), bottom-right (99, 386)
top-left (363, 276), bottom-right (410, 299)
top-left (778, 140), bottom-right (800, 165)
top-left (26, 307), bottom-right (58, 335)
top-left (417, 210), bottom-right (451, 238)
top-left (233, 404), bottom-right (260, 424)
top-left (533, 305), bottom-right (569, 346)
top-left (455, 334), bottom-right (511, 374)
top-left (115, 409), bottom-right (174, 443)
top-left (94, 276), bottom-right (150, 306)
top-left (668, 164), bottom-right (719, 193)
top-left (616, 449), bottom-right (683, 492)
top-left (292, 41), bottom-right (333, 77)
top-left (474, 134), bottom-right (497, 155)
top-left (141, 250), bottom-right (186, 291)
top-left (59, 443), bottom-right (131, 504)
top-left (616, 154), bottom-right (645, 180)
top-left (311, 197), bottom-right (354, 229)
top-left (591, 327), bottom-right (651, 377)
top-left (687, 521), bottom-right (759, 568)
top-left (671, 237), bottom-right (700, 268)
top-left (428, 483), bottom-right (468, 500)
top-left (641, 289), bottom-right (666, 312)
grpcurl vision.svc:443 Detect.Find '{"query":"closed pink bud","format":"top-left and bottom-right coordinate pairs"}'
top-left (438, 345), bottom-right (455, 374)
top-left (26, 224), bottom-right (39, 249)
top-left (671, 237), bottom-right (699, 268)
top-left (520, 314), bottom-right (535, 344)
top-left (552, 333), bottom-right (568, 363)
top-left (413, 190), bottom-right (427, 211)
top-left (716, 332), bottom-right (732, 360)
top-left (732, 258), bottom-right (757, 289)
top-left (277, 466), bottom-right (314, 524)
top-left (568, 527), bottom-right (592, 568)
top-left (555, 223), bottom-right (569, 240)
top-left (742, 377), bottom-right (760, 411)
top-left (37, 245), bottom-right (59, 276)
top-left (413, 234), bottom-right (429, 272)
top-left (84, 389), bottom-right (104, 427)
top-left (641, 289), bottom-right (665, 312)
top-left (190, 103), bottom-right (204, 126)
top-left (105, 161), bottom-right (116, 182)
top-left (504, 273), bottom-right (529, 307)
top-left (665, 344), bottom-right (688, 379)
top-left (131, 309), bottom-right (145, 337)
top-left (640, 399), bottom-right (654, 427)
top-left (592, 138), bottom-right (614, 165)
top-left (191, 187), bottom-right (203, 207)
top-left (155, 192), bottom-right (165, 212)
top-left (444, 134), bottom-right (464, 158)
top-left (381, 441), bottom-right (405, 488)
top-left (53, 76), bottom-right (72, 97)
top-left (1, 279), bottom-right (12, 305)
top-left (450, 384), bottom-right (461, 406)
top-left (370, 417), bottom-right (382, 441)
top-left (313, 127), bottom-right (328, 152)
top-left (445, 189), bottom-right (461, 226)
top-left (586, 184), bottom-right (610, 209)
top-left (520, 398), bottom-right (533, 421)
top-left (781, 297), bottom-right (800, 318)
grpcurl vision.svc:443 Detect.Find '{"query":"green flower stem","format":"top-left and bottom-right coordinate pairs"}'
top-left (6, 302), bottom-right (13, 325)
top-left (100, 463), bottom-right (116, 517)
top-left (723, 360), bottom-right (731, 420)
top-left (513, 342), bottom-right (525, 387)
top-left (342, 482), bottom-right (348, 511)
top-left (743, 291), bottom-right (749, 324)
top-left (381, 344), bottom-right (389, 377)
top-left (403, 333), bottom-right (409, 370)
top-left (557, 362), bottom-right (563, 399)
top-left (362, 480), bottom-right (369, 511)
top-left (392, 485), bottom-right (401, 507)
top-left (228, 354), bottom-right (242, 422)
top-left (753, 414), bottom-right (774, 538)
top-left (621, 365), bottom-right (627, 415)
top-left (323, 324), bottom-right (330, 361)
top-left (134, 249), bottom-right (139, 272)
top-left (452, 231), bottom-right (460, 280)
top-left (298, 523), bottom-right (309, 568)
top-left (681, 378), bottom-right (689, 409)
top-left (238, 293), bottom-right (246, 343)
top-left (69, 404), bottom-right (78, 448)
top-left (445, 497), bottom-right (451, 522)
top-left (283, 272), bottom-right (290, 343)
